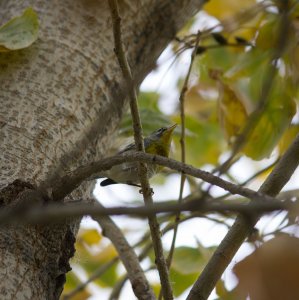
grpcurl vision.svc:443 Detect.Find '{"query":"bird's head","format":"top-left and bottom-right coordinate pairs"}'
top-left (146, 124), bottom-right (177, 157)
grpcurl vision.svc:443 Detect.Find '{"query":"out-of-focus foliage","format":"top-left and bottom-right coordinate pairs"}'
top-left (62, 228), bottom-right (119, 298)
top-left (0, 7), bottom-right (39, 52)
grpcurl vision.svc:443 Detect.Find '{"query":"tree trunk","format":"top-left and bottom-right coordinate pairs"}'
top-left (0, 0), bottom-right (203, 298)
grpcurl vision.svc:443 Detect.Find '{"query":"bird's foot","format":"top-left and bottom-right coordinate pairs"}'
top-left (139, 188), bottom-right (154, 195)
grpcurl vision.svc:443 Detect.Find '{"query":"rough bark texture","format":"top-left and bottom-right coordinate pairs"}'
top-left (0, 0), bottom-right (204, 298)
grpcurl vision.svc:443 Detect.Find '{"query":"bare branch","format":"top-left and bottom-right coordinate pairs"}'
top-left (108, 0), bottom-right (173, 298)
top-left (52, 152), bottom-right (277, 203)
top-left (0, 197), bottom-right (295, 225)
top-left (93, 201), bottom-right (156, 300)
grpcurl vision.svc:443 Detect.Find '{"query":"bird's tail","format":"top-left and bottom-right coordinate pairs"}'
top-left (86, 171), bottom-right (107, 181)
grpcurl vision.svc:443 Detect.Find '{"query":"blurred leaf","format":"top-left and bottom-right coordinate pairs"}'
top-left (243, 78), bottom-right (296, 160)
top-left (75, 235), bottom-right (118, 288)
top-left (62, 272), bottom-right (92, 300)
top-left (234, 235), bottom-right (299, 300)
top-left (278, 124), bottom-right (299, 155)
top-left (199, 44), bottom-right (240, 73)
top-left (225, 48), bottom-right (269, 81)
top-left (255, 18), bottom-right (279, 51)
top-left (170, 268), bottom-right (198, 297)
top-left (138, 91), bottom-right (160, 112)
top-left (86, 261), bottom-right (118, 288)
top-left (151, 282), bottom-right (162, 297)
top-left (204, 0), bottom-right (256, 20)
top-left (0, 7), bottom-right (39, 52)
top-left (184, 83), bottom-right (218, 119)
top-left (120, 109), bottom-right (171, 136)
top-left (169, 245), bottom-right (216, 297)
top-left (171, 246), bottom-right (205, 274)
top-left (120, 92), bottom-right (171, 136)
top-left (78, 228), bottom-right (102, 246)
top-left (64, 271), bottom-right (81, 290)
top-left (80, 258), bottom-right (119, 287)
top-left (217, 80), bottom-right (248, 142)
top-left (173, 114), bottom-right (224, 166)
top-left (92, 244), bottom-right (118, 263)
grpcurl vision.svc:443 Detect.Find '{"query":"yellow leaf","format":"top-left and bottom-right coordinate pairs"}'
top-left (93, 244), bottom-right (118, 262)
top-left (78, 228), bottom-right (102, 246)
top-left (243, 83), bottom-right (296, 160)
top-left (218, 81), bottom-right (248, 142)
top-left (204, 0), bottom-right (256, 20)
top-left (278, 124), bottom-right (299, 155)
top-left (185, 84), bottom-right (217, 119)
top-left (256, 17), bottom-right (296, 51)
top-left (0, 7), bottom-right (39, 52)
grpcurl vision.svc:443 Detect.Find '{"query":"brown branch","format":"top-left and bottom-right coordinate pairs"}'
top-left (0, 197), bottom-right (295, 225)
top-left (52, 152), bottom-right (277, 203)
top-left (93, 201), bottom-right (156, 300)
top-left (108, 0), bottom-right (173, 298)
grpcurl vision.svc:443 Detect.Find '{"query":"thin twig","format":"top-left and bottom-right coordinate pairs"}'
top-left (215, 158), bottom-right (279, 202)
top-left (164, 32), bottom-right (201, 293)
top-left (108, 0), bottom-right (173, 298)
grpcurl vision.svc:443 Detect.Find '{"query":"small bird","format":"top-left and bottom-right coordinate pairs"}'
top-left (99, 124), bottom-right (177, 187)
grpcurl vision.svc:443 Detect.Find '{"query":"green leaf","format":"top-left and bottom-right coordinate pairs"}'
top-left (170, 268), bottom-right (198, 297)
top-left (138, 91), bottom-right (160, 111)
top-left (63, 272), bottom-right (92, 300)
top-left (199, 45), bottom-right (239, 73)
top-left (173, 115), bottom-right (225, 166)
top-left (224, 48), bottom-right (269, 81)
top-left (0, 8), bottom-right (39, 52)
top-left (243, 78), bottom-right (296, 160)
top-left (169, 246), bottom-right (215, 297)
top-left (171, 246), bottom-right (205, 274)
top-left (119, 92), bottom-right (171, 137)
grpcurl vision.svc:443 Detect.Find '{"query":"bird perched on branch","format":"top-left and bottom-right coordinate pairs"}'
top-left (99, 124), bottom-right (177, 187)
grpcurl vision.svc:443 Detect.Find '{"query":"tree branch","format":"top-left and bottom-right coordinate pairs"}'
top-left (52, 152), bottom-right (277, 203)
top-left (108, 0), bottom-right (173, 298)
top-left (0, 196), bottom-right (295, 225)
top-left (93, 201), bottom-right (156, 300)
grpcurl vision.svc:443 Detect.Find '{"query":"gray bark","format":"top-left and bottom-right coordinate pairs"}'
top-left (0, 0), bottom-right (204, 298)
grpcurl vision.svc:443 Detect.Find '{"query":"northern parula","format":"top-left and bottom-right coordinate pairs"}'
top-left (100, 124), bottom-right (177, 187)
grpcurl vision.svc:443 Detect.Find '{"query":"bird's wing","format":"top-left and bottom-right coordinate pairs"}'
top-left (118, 142), bottom-right (135, 154)
top-left (118, 138), bottom-right (151, 154)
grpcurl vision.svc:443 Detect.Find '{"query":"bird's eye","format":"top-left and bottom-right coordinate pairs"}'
top-left (158, 127), bottom-right (166, 133)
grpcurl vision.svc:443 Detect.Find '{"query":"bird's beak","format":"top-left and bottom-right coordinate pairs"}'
top-left (167, 124), bottom-right (177, 133)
